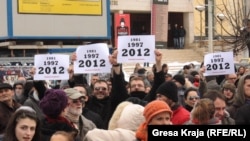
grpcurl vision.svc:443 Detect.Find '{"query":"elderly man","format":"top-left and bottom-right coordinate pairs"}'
top-left (0, 83), bottom-right (21, 140)
top-left (64, 88), bottom-right (96, 140)
top-left (74, 85), bottom-right (104, 129)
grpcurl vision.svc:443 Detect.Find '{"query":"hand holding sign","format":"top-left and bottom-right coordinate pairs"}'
top-left (34, 54), bottom-right (70, 80)
top-left (74, 43), bottom-right (112, 74)
top-left (117, 35), bottom-right (155, 63)
top-left (204, 51), bottom-right (235, 76)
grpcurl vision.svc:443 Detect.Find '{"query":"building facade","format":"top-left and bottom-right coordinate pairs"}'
top-left (1, 0), bottom-right (249, 57)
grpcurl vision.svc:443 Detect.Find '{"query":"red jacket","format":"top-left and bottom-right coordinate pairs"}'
top-left (171, 105), bottom-right (190, 125)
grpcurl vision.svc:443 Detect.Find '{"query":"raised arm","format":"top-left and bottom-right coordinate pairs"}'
top-left (144, 49), bottom-right (165, 102)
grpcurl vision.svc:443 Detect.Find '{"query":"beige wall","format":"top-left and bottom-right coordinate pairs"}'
top-left (168, 0), bottom-right (194, 12)
top-left (111, 0), bottom-right (195, 46)
top-left (111, 0), bottom-right (194, 12)
top-left (184, 12), bottom-right (195, 46)
top-left (110, 0), bottom-right (150, 12)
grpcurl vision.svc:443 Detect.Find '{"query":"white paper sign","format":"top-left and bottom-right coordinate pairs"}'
top-left (204, 51), bottom-right (235, 76)
top-left (117, 35), bottom-right (156, 63)
top-left (74, 43), bottom-right (112, 74)
top-left (34, 54), bottom-right (70, 80)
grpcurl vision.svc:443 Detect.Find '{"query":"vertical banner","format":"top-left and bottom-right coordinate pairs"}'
top-left (114, 13), bottom-right (130, 48)
top-left (151, 0), bottom-right (169, 49)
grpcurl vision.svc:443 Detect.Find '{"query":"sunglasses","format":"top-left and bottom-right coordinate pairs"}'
top-left (188, 96), bottom-right (199, 101)
top-left (72, 98), bottom-right (85, 104)
top-left (94, 87), bottom-right (107, 91)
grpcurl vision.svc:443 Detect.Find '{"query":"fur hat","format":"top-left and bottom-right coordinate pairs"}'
top-left (143, 100), bottom-right (172, 124)
top-left (13, 80), bottom-right (25, 88)
top-left (156, 81), bottom-right (178, 102)
top-left (173, 74), bottom-right (186, 86)
top-left (222, 82), bottom-right (236, 94)
top-left (40, 89), bottom-right (68, 118)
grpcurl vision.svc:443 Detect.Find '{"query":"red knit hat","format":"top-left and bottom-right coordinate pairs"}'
top-left (144, 100), bottom-right (172, 124)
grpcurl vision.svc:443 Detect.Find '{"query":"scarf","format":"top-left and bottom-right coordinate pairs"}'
top-left (135, 122), bottom-right (147, 141)
top-left (46, 116), bottom-right (75, 128)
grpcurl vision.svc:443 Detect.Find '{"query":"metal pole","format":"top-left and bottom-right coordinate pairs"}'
top-left (221, 23), bottom-right (224, 51)
top-left (200, 12), bottom-right (202, 48)
top-left (208, 0), bottom-right (213, 53)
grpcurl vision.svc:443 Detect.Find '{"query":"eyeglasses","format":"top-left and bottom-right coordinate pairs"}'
top-left (72, 98), bottom-right (85, 104)
top-left (188, 96), bottom-right (199, 101)
top-left (94, 87), bottom-right (107, 91)
top-left (223, 88), bottom-right (232, 92)
top-left (228, 77), bottom-right (237, 80)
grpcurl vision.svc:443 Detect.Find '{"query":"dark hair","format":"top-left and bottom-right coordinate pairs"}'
top-left (244, 74), bottom-right (250, 82)
top-left (51, 131), bottom-right (77, 141)
top-left (237, 65), bottom-right (246, 72)
top-left (129, 76), bottom-right (145, 88)
top-left (184, 87), bottom-right (199, 99)
top-left (183, 65), bottom-right (191, 70)
top-left (200, 62), bottom-right (204, 68)
top-left (23, 80), bottom-right (34, 99)
top-left (189, 63), bottom-right (195, 68)
top-left (203, 90), bottom-right (226, 101)
top-left (94, 80), bottom-right (109, 90)
top-left (3, 107), bottom-right (40, 141)
top-left (162, 63), bottom-right (168, 69)
top-left (120, 18), bottom-right (125, 23)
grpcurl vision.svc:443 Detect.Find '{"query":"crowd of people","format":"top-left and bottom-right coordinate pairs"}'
top-left (0, 49), bottom-right (249, 141)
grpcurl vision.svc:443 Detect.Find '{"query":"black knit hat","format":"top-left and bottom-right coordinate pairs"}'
top-left (156, 81), bottom-right (178, 102)
top-left (173, 74), bottom-right (185, 86)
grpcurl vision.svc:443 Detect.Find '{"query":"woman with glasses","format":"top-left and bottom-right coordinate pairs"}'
top-left (3, 106), bottom-right (41, 141)
top-left (222, 82), bottom-right (236, 108)
top-left (183, 87), bottom-right (199, 112)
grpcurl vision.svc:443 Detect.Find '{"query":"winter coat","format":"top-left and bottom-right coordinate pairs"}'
top-left (83, 102), bottom-right (145, 141)
top-left (23, 90), bottom-right (45, 121)
top-left (82, 107), bottom-right (104, 129)
top-left (0, 100), bottom-right (20, 134)
top-left (235, 104), bottom-right (250, 124)
top-left (40, 116), bottom-right (78, 141)
top-left (171, 104), bottom-right (190, 125)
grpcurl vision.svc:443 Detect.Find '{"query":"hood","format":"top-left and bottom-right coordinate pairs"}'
top-left (108, 101), bottom-right (132, 130)
top-left (117, 104), bottom-right (145, 131)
